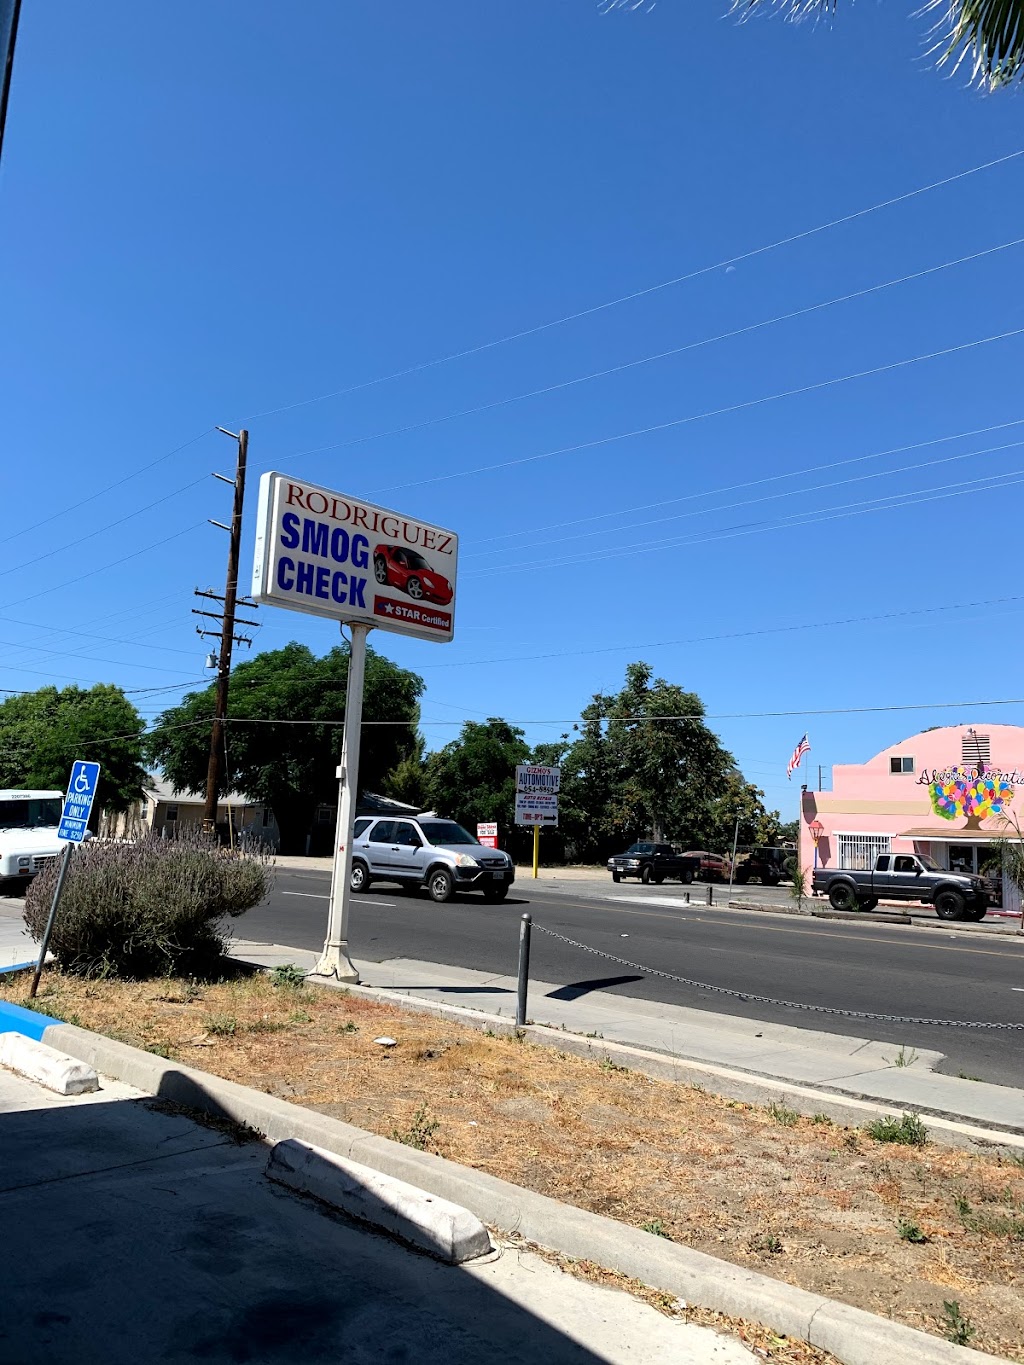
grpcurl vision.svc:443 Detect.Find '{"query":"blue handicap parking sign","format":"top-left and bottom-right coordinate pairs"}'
top-left (58, 761), bottom-right (101, 843)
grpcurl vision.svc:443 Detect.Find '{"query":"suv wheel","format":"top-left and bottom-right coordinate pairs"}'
top-left (935, 889), bottom-right (967, 921)
top-left (828, 882), bottom-right (857, 911)
top-left (679, 869), bottom-right (693, 884)
top-left (640, 865), bottom-right (652, 885)
top-left (350, 859), bottom-right (370, 893)
top-left (428, 867), bottom-right (454, 903)
top-left (611, 871), bottom-right (621, 883)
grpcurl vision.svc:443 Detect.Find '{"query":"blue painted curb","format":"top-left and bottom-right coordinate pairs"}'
top-left (0, 960), bottom-right (35, 976)
top-left (0, 999), bottom-right (57, 1042)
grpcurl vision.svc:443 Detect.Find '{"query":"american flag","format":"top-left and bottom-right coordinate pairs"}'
top-left (787, 733), bottom-right (811, 780)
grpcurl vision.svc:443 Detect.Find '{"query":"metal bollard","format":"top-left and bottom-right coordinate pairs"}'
top-left (516, 913), bottom-right (532, 1028)
top-left (707, 884), bottom-right (713, 906)
top-left (684, 891), bottom-right (690, 904)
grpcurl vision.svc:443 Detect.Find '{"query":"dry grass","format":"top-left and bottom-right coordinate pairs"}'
top-left (9, 966), bottom-right (1024, 1361)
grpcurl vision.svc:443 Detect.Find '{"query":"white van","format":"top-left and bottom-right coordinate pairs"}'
top-left (0, 790), bottom-right (64, 884)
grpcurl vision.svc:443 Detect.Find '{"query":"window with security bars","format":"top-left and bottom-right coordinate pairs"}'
top-left (837, 833), bottom-right (891, 870)
top-left (962, 732), bottom-right (991, 766)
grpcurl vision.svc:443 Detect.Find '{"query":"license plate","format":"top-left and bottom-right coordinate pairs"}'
top-left (490, 871), bottom-right (504, 880)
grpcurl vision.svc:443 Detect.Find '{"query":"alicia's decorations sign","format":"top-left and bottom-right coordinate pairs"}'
top-left (917, 766), bottom-right (1018, 828)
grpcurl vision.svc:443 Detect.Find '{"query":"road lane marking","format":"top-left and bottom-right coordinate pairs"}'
top-left (534, 897), bottom-right (1024, 959)
top-left (282, 891), bottom-right (396, 907)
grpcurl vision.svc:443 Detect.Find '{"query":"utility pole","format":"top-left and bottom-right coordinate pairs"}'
top-left (194, 427), bottom-right (256, 835)
top-left (0, 0), bottom-right (22, 167)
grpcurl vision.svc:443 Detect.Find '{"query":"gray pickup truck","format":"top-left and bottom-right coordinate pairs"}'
top-left (812, 853), bottom-right (990, 921)
top-left (607, 842), bottom-right (700, 885)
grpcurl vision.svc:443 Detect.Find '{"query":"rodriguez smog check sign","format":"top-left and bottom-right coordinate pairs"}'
top-left (252, 473), bottom-right (458, 642)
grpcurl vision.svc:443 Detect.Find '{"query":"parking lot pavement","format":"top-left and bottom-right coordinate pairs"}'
top-left (0, 1065), bottom-right (753, 1365)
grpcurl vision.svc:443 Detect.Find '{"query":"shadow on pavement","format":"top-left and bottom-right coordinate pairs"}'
top-left (0, 1073), bottom-right (612, 1365)
top-left (546, 974), bottom-right (645, 1001)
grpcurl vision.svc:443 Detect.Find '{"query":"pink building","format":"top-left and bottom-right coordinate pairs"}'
top-left (799, 723), bottom-right (1023, 914)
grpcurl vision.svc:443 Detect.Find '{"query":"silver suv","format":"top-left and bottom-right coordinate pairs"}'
top-left (351, 815), bottom-right (515, 903)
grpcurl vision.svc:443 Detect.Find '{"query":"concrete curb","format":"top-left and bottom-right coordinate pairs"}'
top-left (0, 997), bottom-right (58, 1041)
top-left (266, 1139), bottom-right (492, 1263)
top-left (0, 1032), bottom-right (98, 1094)
top-left (328, 979), bottom-right (1024, 1151)
top-left (38, 1022), bottom-right (1011, 1365)
top-left (727, 899), bottom-right (1024, 936)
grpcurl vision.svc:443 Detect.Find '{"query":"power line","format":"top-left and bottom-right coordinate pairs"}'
top-left (0, 428), bottom-right (213, 548)
top-left (370, 326), bottom-right (1024, 495)
top-left (419, 592), bottom-right (1024, 671)
top-left (244, 148), bottom-right (1024, 422)
top-left (468, 464), bottom-right (1024, 578)
top-left (471, 416), bottom-right (1024, 550)
top-left (272, 237), bottom-right (1024, 467)
top-left (0, 521), bottom-right (207, 612)
top-left (467, 434), bottom-right (1024, 563)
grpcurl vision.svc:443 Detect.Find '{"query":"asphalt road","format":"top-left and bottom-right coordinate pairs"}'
top-left (242, 867), bottom-right (1024, 1087)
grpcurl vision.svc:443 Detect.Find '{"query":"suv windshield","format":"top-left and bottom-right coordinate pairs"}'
top-left (0, 798), bottom-right (62, 830)
top-left (418, 820), bottom-right (478, 846)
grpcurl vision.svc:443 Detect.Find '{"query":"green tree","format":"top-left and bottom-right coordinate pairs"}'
top-left (0, 683), bottom-right (146, 813)
top-left (147, 642), bottom-right (423, 853)
top-left (708, 773), bottom-right (784, 852)
top-left (424, 718), bottom-right (530, 848)
top-left (747, 0), bottom-right (1024, 90)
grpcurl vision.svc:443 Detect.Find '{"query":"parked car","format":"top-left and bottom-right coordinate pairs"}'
top-left (373, 544), bottom-right (453, 605)
top-left (734, 847), bottom-right (789, 886)
top-left (812, 853), bottom-right (990, 921)
top-left (607, 843), bottom-right (699, 885)
top-left (351, 815), bottom-right (513, 902)
top-left (682, 850), bottom-right (731, 883)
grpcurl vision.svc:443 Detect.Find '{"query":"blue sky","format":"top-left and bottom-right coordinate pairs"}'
top-left (2, 0), bottom-right (1023, 820)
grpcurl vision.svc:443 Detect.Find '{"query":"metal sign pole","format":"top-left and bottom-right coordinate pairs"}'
top-left (728, 814), bottom-right (740, 897)
top-left (28, 843), bottom-right (74, 999)
top-left (315, 622), bottom-right (369, 982)
top-left (532, 825), bottom-right (540, 879)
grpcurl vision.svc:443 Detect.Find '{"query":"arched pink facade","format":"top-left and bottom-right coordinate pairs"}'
top-left (799, 723), bottom-right (1024, 914)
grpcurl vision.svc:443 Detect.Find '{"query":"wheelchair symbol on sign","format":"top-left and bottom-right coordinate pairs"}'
top-left (73, 766), bottom-right (92, 795)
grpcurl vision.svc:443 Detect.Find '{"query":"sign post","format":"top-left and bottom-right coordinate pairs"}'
top-left (514, 765), bottom-right (560, 880)
top-left (29, 760), bottom-right (100, 999)
top-left (252, 472), bottom-right (458, 982)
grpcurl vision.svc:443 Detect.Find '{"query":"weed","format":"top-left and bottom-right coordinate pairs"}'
top-left (288, 1008), bottom-right (312, 1024)
top-left (204, 1013), bottom-right (238, 1037)
top-left (941, 1301), bottom-right (975, 1347)
top-left (600, 1056), bottom-right (629, 1074)
top-left (639, 1219), bottom-right (672, 1239)
top-left (392, 1105), bottom-right (441, 1152)
top-left (766, 1102), bottom-right (799, 1127)
top-left (954, 1194), bottom-right (972, 1222)
top-left (270, 963), bottom-right (306, 989)
top-left (585, 1030), bottom-right (603, 1039)
top-left (247, 1016), bottom-right (285, 1034)
top-left (955, 1195), bottom-right (1024, 1239)
top-left (339, 1021), bottom-right (359, 1034)
top-left (690, 1082), bottom-right (706, 1094)
top-left (957, 1071), bottom-right (983, 1082)
top-left (146, 1043), bottom-right (172, 1059)
top-left (865, 1113), bottom-right (928, 1147)
top-left (810, 1113), bottom-right (832, 1125)
top-left (748, 1232), bottom-right (784, 1255)
top-left (897, 1218), bottom-right (928, 1244)
top-left (891, 1046), bottom-right (919, 1069)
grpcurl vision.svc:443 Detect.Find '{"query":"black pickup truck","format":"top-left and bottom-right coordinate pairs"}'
top-left (607, 842), bottom-right (700, 885)
top-left (812, 853), bottom-right (990, 921)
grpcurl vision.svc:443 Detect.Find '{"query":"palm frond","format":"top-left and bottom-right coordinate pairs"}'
top-left (739, 0), bottom-right (1024, 89)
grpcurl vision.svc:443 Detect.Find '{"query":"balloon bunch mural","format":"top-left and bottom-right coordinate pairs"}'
top-left (929, 770), bottom-right (1015, 829)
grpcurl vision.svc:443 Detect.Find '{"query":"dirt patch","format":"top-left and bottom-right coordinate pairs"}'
top-left (9, 967), bottom-right (1023, 1361)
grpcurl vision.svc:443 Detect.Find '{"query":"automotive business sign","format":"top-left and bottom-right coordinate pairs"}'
top-left (515, 764), bottom-right (560, 827)
top-left (252, 473), bottom-right (458, 642)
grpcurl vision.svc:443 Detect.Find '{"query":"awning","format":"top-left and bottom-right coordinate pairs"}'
top-left (898, 826), bottom-right (1013, 843)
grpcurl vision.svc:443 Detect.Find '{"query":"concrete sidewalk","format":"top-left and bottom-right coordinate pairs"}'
top-left (230, 938), bottom-right (1024, 1138)
top-left (0, 1064), bottom-right (753, 1364)
top-left (0, 895), bottom-right (36, 971)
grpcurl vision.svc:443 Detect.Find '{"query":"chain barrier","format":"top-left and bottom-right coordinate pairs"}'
top-left (532, 923), bottom-right (1024, 1030)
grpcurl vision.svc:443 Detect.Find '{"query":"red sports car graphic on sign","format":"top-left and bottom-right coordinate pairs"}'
top-left (373, 544), bottom-right (454, 605)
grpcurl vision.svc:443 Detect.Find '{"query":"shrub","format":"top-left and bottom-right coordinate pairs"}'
top-left (23, 833), bottom-right (270, 980)
top-left (865, 1112), bottom-right (928, 1147)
